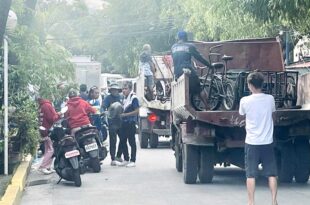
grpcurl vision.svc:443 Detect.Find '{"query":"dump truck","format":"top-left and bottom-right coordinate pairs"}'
top-left (136, 55), bottom-right (173, 148)
top-left (171, 38), bottom-right (310, 184)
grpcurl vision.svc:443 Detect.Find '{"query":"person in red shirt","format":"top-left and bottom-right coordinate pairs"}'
top-left (37, 96), bottom-right (61, 175)
top-left (65, 89), bottom-right (96, 136)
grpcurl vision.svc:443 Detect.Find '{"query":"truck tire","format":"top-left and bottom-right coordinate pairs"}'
top-left (139, 132), bottom-right (149, 149)
top-left (149, 134), bottom-right (159, 148)
top-left (223, 79), bottom-right (237, 111)
top-left (175, 143), bottom-right (183, 172)
top-left (294, 138), bottom-right (310, 183)
top-left (278, 141), bottom-right (295, 183)
top-left (183, 144), bottom-right (199, 184)
top-left (198, 146), bottom-right (215, 183)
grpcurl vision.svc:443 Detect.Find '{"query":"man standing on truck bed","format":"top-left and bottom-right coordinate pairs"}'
top-left (139, 44), bottom-right (155, 101)
top-left (239, 72), bottom-right (278, 205)
top-left (171, 31), bottom-right (211, 108)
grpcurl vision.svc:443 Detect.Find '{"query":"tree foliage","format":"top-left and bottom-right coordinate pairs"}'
top-left (0, 0), bottom-right (74, 155)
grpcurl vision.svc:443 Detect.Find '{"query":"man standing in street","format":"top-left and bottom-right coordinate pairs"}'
top-left (37, 95), bottom-right (60, 174)
top-left (102, 83), bottom-right (124, 166)
top-left (119, 82), bottom-right (139, 167)
top-left (239, 72), bottom-right (278, 205)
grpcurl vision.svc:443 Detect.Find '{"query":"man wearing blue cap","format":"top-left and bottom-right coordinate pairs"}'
top-left (171, 31), bottom-right (211, 108)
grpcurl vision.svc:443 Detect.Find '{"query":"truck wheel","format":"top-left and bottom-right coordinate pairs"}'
top-left (149, 134), bottom-right (159, 148)
top-left (139, 132), bottom-right (149, 149)
top-left (278, 141), bottom-right (295, 183)
top-left (175, 143), bottom-right (183, 172)
top-left (294, 138), bottom-right (310, 183)
top-left (198, 146), bottom-right (215, 183)
top-left (223, 79), bottom-right (236, 111)
top-left (183, 144), bottom-right (199, 184)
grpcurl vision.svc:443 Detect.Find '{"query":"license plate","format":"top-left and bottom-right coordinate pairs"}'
top-left (64, 150), bottom-right (80, 158)
top-left (85, 142), bottom-right (98, 152)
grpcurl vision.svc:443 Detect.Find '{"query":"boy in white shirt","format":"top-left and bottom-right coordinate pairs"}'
top-left (239, 72), bottom-right (278, 205)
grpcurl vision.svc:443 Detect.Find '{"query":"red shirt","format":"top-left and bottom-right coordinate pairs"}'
top-left (38, 99), bottom-right (60, 136)
top-left (66, 97), bottom-right (96, 129)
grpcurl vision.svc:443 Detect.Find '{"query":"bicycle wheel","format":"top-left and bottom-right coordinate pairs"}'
top-left (206, 83), bottom-right (221, 110)
top-left (223, 79), bottom-right (237, 110)
top-left (191, 94), bottom-right (205, 111)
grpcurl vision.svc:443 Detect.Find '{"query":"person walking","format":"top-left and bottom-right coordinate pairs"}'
top-left (119, 82), bottom-right (139, 167)
top-left (239, 71), bottom-right (278, 205)
top-left (37, 95), bottom-right (61, 174)
top-left (102, 83), bottom-right (124, 166)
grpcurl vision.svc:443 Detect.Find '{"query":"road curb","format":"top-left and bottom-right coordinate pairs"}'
top-left (0, 155), bottom-right (32, 205)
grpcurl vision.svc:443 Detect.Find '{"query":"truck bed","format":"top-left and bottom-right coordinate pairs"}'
top-left (171, 74), bottom-right (310, 127)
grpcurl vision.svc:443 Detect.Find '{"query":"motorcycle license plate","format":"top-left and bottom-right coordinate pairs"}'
top-left (64, 150), bottom-right (80, 158)
top-left (85, 142), bottom-right (98, 152)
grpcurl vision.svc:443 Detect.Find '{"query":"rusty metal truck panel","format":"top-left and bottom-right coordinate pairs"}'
top-left (171, 74), bottom-right (310, 127)
top-left (192, 38), bottom-right (284, 72)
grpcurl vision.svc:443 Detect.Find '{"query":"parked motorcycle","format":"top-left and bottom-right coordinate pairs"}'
top-left (75, 125), bottom-right (107, 173)
top-left (40, 120), bottom-right (82, 187)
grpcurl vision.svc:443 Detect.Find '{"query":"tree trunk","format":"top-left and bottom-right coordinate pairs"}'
top-left (0, 0), bottom-right (12, 47)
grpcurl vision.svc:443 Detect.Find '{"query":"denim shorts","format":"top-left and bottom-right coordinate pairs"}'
top-left (244, 143), bottom-right (278, 178)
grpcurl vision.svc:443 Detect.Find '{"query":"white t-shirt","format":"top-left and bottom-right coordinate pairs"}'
top-left (239, 93), bottom-right (276, 145)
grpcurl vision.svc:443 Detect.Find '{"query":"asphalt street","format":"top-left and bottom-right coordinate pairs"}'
top-left (21, 137), bottom-right (310, 205)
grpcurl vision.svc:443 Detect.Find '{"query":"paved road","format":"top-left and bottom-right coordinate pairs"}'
top-left (21, 138), bottom-right (310, 205)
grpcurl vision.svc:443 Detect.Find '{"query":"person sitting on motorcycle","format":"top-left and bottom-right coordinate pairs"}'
top-left (65, 89), bottom-right (96, 136)
top-left (87, 86), bottom-right (106, 142)
top-left (171, 30), bottom-right (211, 109)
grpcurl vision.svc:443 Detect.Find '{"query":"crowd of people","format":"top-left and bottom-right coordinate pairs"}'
top-left (37, 81), bottom-right (139, 175)
top-left (36, 30), bottom-right (278, 205)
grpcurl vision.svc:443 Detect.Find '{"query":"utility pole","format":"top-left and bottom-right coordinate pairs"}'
top-left (0, 0), bottom-right (12, 47)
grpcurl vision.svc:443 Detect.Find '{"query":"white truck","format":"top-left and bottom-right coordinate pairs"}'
top-left (136, 55), bottom-right (174, 148)
top-left (70, 56), bottom-right (101, 89)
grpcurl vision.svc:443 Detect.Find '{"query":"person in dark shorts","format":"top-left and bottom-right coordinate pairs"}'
top-left (239, 71), bottom-right (278, 205)
top-left (171, 31), bottom-right (211, 107)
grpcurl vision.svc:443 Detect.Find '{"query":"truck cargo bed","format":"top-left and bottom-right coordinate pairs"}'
top-left (171, 74), bottom-right (310, 127)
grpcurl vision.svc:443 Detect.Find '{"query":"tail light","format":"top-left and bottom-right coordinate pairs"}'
top-left (148, 113), bottom-right (157, 122)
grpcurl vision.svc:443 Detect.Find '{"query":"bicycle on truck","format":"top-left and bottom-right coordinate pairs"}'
top-left (192, 44), bottom-right (237, 111)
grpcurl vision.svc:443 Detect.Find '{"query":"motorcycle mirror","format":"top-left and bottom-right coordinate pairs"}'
top-left (39, 126), bottom-right (46, 131)
top-left (60, 106), bottom-right (68, 114)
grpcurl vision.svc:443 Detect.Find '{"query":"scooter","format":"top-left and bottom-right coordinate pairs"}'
top-left (75, 125), bottom-right (106, 173)
top-left (40, 119), bottom-right (82, 187)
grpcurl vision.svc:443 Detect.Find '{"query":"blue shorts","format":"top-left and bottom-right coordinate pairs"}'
top-left (244, 143), bottom-right (278, 178)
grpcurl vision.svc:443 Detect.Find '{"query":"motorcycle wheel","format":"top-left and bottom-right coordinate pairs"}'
top-left (73, 169), bottom-right (82, 187)
top-left (91, 157), bottom-right (101, 173)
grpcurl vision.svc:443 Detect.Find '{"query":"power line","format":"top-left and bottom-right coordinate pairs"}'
top-left (46, 27), bottom-right (177, 41)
